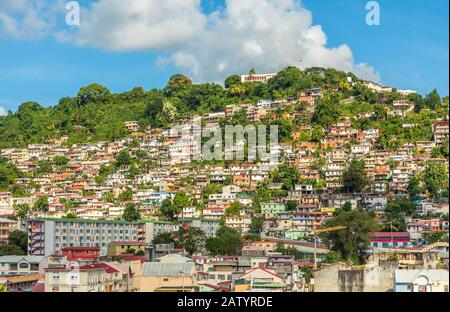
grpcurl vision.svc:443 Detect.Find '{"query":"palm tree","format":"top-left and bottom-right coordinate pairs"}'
top-left (229, 85), bottom-right (245, 97)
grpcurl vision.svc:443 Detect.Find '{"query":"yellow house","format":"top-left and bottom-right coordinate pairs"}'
top-left (320, 207), bottom-right (336, 216)
top-left (0, 218), bottom-right (17, 245)
top-left (250, 241), bottom-right (277, 253)
top-left (138, 262), bottom-right (197, 292)
top-left (107, 241), bottom-right (147, 257)
top-left (276, 219), bottom-right (293, 230)
top-left (234, 279), bottom-right (250, 292)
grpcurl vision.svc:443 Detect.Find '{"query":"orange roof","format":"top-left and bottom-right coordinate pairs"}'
top-left (375, 166), bottom-right (389, 174)
top-left (0, 274), bottom-right (43, 284)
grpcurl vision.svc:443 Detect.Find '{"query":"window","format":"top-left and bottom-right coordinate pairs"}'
top-left (19, 262), bottom-right (29, 269)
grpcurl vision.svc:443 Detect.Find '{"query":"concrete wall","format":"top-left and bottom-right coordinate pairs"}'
top-left (338, 270), bottom-right (364, 292)
top-left (313, 263), bottom-right (350, 292)
top-left (314, 263), bottom-right (395, 292)
top-left (363, 263), bottom-right (396, 292)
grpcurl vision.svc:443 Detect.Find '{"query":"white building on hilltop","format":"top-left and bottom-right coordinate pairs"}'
top-left (241, 73), bottom-right (276, 84)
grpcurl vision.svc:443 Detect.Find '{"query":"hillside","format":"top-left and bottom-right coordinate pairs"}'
top-left (0, 67), bottom-right (448, 149)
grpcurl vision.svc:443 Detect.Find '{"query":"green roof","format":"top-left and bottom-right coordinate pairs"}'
top-left (234, 279), bottom-right (249, 285)
top-left (40, 218), bottom-right (171, 225)
top-left (42, 218), bottom-right (140, 224)
top-left (252, 283), bottom-right (284, 288)
top-left (141, 219), bottom-right (176, 225)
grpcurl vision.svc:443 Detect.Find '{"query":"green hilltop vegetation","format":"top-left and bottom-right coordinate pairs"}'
top-left (0, 66), bottom-right (448, 149)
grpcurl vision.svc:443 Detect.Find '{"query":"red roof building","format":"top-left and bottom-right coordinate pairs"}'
top-left (61, 246), bottom-right (100, 262)
top-left (369, 232), bottom-right (412, 248)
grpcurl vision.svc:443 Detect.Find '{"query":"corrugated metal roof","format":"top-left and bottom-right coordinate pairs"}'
top-left (0, 256), bottom-right (44, 263)
top-left (0, 218), bottom-right (16, 223)
top-left (140, 262), bottom-right (194, 277)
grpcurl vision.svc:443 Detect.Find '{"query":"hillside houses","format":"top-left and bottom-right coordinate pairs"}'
top-left (433, 121), bottom-right (449, 144)
top-left (389, 100), bottom-right (415, 117)
top-left (0, 75), bottom-right (448, 294)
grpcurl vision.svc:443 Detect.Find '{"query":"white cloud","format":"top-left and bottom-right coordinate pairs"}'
top-left (0, 0), bottom-right (65, 40)
top-left (170, 0), bottom-right (380, 82)
top-left (0, 0), bottom-right (28, 12)
top-left (243, 41), bottom-right (264, 57)
top-left (354, 63), bottom-right (381, 83)
top-left (0, 12), bottom-right (20, 38)
top-left (0, 106), bottom-right (7, 116)
top-left (66, 0), bottom-right (379, 82)
top-left (60, 0), bottom-right (206, 52)
top-left (2, 0), bottom-right (380, 83)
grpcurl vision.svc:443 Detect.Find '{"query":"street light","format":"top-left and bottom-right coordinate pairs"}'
top-left (179, 270), bottom-right (187, 292)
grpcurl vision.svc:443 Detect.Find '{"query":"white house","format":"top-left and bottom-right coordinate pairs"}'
top-left (394, 269), bottom-right (449, 292)
top-left (0, 256), bottom-right (44, 276)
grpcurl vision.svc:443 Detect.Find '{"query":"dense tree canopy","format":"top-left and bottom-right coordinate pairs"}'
top-left (179, 226), bottom-right (207, 256)
top-left (323, 209), bottom-right (377, 264)
top-left (8, 230), bottom-right (27, 254)
top-left (122, 203), bottom-right (141, 222)
top-left (0, 230), bottom-right (27, 256)
top-left (34, 196), bottom-right (49, 212)
top-left (271, 164), bottom-right (300, 191)
top-left (342, 159), bottom-right (370, 193)
top-left (152, 231), bottom-right (182, 248)
top-left (164, 74), bottom-right (192, 97)
top-left (206, 226), bottom-right (243, 256)
top-left (423, 161), bottom-right (449, 198)
top-left (0, 158), bottom-right (24, 191)
top-left (383, 200), bottom-right (417, 232)
top-left (312, 97), bottom-right (341, 128)
top-left (224, 75), bottom-right (241, 89)
top-left (160, 198), bottom-right (176, 221)
top-left (77, 83), bottom-right (111, 106)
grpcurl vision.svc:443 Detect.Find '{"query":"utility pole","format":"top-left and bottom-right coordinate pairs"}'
top-left (313, 234), bottom-right (317, 270)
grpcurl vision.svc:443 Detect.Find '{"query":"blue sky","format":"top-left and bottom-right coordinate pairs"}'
top-left (0, 0), bottom-right (448, 113)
